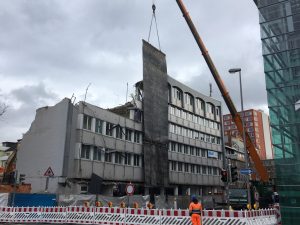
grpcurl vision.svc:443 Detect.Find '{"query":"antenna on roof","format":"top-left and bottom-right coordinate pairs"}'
top-left (209, 83), bottom-right (212, 97)
top-left (126, 82), bottom-right (128, 103)
top-left (84, 83), bottom-right (91, 103)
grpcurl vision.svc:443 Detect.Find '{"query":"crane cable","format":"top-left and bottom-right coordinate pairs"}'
top-left (147, 1), bottom-right (161, 50)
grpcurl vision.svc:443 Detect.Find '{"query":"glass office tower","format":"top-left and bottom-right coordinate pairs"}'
top-left (257, 0), bottom-right (300, 224)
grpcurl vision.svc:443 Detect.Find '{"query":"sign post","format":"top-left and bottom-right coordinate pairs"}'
top-left (125, 182), bottom-right (135, 207)
top-left (44, 167), bottom-right (54, 192)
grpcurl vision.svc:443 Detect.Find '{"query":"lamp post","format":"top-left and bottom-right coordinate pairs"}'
top-left (228, 68), bottom-right (251, 208)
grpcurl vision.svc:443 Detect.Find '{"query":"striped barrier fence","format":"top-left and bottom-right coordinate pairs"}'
top-left (0, 206), bottom-right (279, 225)
top-left (66, 206), bottom-right (94, 224)
top-left (40, 207), bottom-right (66, 224)
top-left (13, 207), bottom-right (42, 223)
top-left (0, 207), bottom-right (14, 223)
top-left (125, 208), bottom-right (161, 225)
top-left (160, 209), bottom-right (190, 225)
top-left (94, 207), bottom-right (125, 225)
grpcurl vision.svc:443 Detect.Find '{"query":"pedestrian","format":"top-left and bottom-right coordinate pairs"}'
top-left (189, 195), bottom-right (203, 225)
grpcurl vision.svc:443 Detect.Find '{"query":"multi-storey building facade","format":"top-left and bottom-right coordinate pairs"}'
top-left (16, 41), bottom-right (224, 196)
top-left (255, 0), bottom-right (300, 223)
top-left (223, 109), bottom-right (273, 160)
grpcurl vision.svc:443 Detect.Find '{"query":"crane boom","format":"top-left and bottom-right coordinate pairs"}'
top-left (175, 0), bottom-right (269, 182)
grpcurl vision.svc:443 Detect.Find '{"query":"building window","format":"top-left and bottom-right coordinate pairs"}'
top-left (184, 163), bottom-right (189, 172)
top-left (196, 165), bottom-right (201, 174)
top-left (218, 153), bottom-right (222, 160)
top-left (191, 164), bottom-right (195, 173)
top-left (171, 142), bottom-right (176, 152)
top-left (185, 93), bottom-right (194, 106)
top-left (125, 129), bottom-right (132, 141)
top-left (182, 111), bottom-right (187, 119)
top-left (184, 145), bottom-right (189, 154)
top-left (171, 161), bottom-right (176, 171)
top-left (190, 147), bottom-right (194, 155)
top-left (216, 107), bottom-right (219, 116)
top-left (80, 184), bottom-right (88, 194)
top-left (134, 131), bottom-right (141, 143)
top-left (115, 152), bottom-right (122, 164)
top-left (175, 88), bottom-right (182, 101)
top-left (95, 119), bottom-right (103, 133)
top-left (170, 106), bottom-right (175, 115)
top-left (202, 166), bottom-right (207, 175)
top-left (201, 149), bottom-right (206, 158)
top-left (106, 122), bottom-right (114, 136)
top-left (134, 154), bottom-right (140, 166)
top-left (83, 115), bottom-right (92, 130)
top-left (213, 167), bottom-right (218, 175)
top-left (105, 149), bottom-right (112, 162)
top-left (116, 126), bottom-right (123, 139)
top-left (178, 144), bottom-right (182, 153)
top-left (81, 145), bottom-right (91, 159)
top-left (196, 148), bottom-right (200, 156)
top-left (93, 146), bottom-right (101, 161)
top-left (124, 153), bottom-right (131, 165)
top-left (175, 108), bottom-right (181, 117)
top-left (170, 124), bottom-right (175, 133)
top-left (178, 162), bottom-right (183, 172)
top-left (208, 167), bottom-right (212, 175)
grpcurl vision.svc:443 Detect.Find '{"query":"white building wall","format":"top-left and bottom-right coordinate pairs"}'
top-left (261, 111), bottom-right (273, 159)
top-left (17, 98), bottom-right (71, 193)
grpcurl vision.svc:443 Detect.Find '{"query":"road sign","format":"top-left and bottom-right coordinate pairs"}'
top-left (125, 183), bottom-right (135, 195)
top-left (240, 168), bottom-right (253, 175)
top-left (44, 167), bottom-right (54, 177)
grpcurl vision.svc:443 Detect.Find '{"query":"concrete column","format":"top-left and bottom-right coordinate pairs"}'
top-left (174, 186), bottom-right (179, 196)
top-left (186, 187), bottom-right (191, 196)
top-left (91, 118), bottom-right (96, 132)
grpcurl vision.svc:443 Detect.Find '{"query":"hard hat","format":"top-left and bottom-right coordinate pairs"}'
top-left (191, 195), bottom-right (197, 201)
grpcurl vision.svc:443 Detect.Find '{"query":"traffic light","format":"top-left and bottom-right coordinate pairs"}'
top-left (19, 174), bottom-right (26, 183)
top-left (221, 170), bottom-right (228, 182)
top-left (231, 166), bottom-right (238, 182)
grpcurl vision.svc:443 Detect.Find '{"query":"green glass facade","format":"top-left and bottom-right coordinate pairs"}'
top-left (257, 0), bottom-right (300, 224)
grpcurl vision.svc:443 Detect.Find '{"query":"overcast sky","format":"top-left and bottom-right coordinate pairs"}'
top-left (0, 0), bottom-right (266, 143)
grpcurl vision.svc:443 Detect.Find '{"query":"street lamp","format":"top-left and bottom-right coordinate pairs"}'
top-left (228, 68), bottom-right (252, 208)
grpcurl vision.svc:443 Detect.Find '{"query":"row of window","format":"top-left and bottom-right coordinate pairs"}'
top-left (169, 106), bottom-right (220, 130)
top-left (169, 123), bottom-right (222, 145)
top-left (80, 145), bottom-right (141, 167)
top-left (224, 116), bottom-right (258, 125)
top-left (169, 161), bottom-right (220, 175)
top-left (223, 111), bottom-right (257, 120)
top-left (83, 115), bottom-right (142, 144)
top-left (223, 121), bottom-right (259, 128)
top-left (169, 142), bottom-right (222, 160)
top-left (224, 125), bottom-right (259, 133)
top-left (172, 87), bottom-right (220, 116)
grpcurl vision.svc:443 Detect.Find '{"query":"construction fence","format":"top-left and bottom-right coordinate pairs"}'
top-left (0, 206), bottom-right (280, 225)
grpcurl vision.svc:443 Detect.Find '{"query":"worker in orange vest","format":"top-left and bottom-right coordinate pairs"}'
top-left (189, 195), bottom-right (203, 225)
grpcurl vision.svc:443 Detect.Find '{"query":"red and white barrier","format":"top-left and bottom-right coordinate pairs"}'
top-left (94, 207), bottom-right (125, 225)
top-left (0, 206), bottom-right (279, 225)
top-left (66, 206), bottom-right (94, 224)
top-left (0, 207), bottom-right (14, 223)
top-left (125, 208), bottom-right (161, 225)
top-left (160, 209), bottom-right (190, 225)
top-left (40, 207), bottom-right (66, 224)
top-left (13, 207), bottom-right (42, 223)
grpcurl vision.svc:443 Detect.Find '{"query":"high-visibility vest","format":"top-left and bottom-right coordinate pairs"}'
top-left (189, 202), bottom-right (202, 215)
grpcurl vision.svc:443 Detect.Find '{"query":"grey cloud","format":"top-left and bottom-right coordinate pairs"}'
top-left (0, 0), bottom-right (267, 142)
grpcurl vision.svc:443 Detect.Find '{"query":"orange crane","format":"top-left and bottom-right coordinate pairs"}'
top-left (175, 0), bottom-right (269, 182)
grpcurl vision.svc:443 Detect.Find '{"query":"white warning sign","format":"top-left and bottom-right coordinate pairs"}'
top-left (44, 167), bottom-right (54, 177)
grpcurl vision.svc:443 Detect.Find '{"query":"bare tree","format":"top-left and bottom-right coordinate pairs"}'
top-left (0, 103), bottom-right (8, 116)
